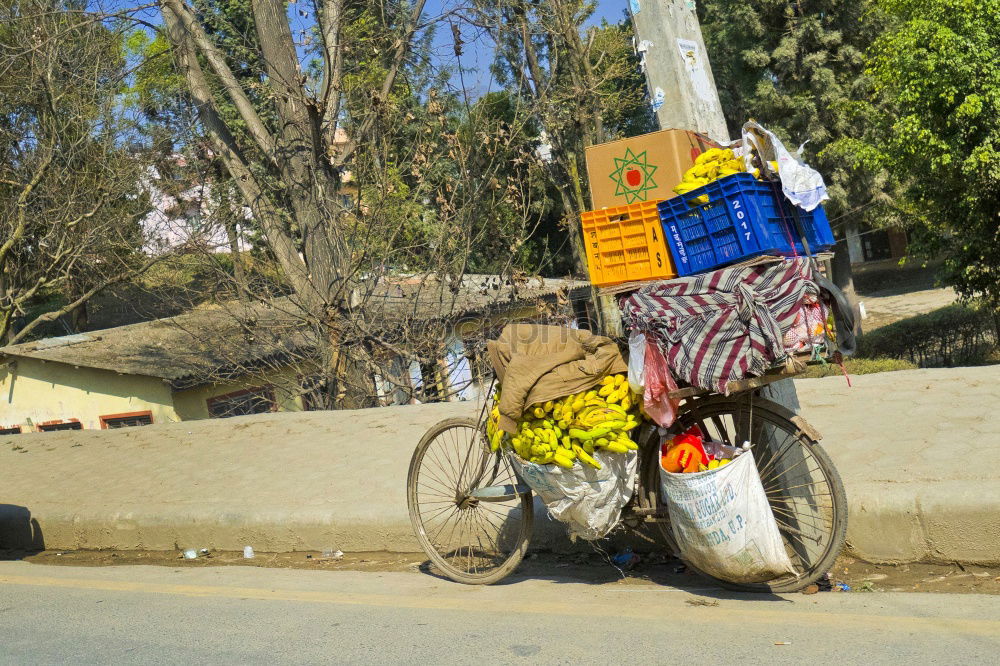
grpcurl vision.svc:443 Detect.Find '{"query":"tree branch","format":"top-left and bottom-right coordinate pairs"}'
top-left (329, 0), bottom-right (428, 167)
top-left (160, 1), bottom-right (312, 297)
top-left (161, 0), bottom-right (279, 163)
top-left (9, 255), bottom-right (164, 345)
top-left (318, 0), bottom-right (345, 138)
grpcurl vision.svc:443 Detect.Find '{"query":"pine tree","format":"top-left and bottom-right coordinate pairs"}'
top-left (698, 0), bottom-right (890, 223)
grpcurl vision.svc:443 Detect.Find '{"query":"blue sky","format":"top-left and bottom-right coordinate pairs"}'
top-left (113, 0), bottom-right (632, 98)
top-left (428, 0), bottom-right (631, 96)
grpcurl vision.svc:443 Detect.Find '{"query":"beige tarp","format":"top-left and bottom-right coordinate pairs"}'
top-left (487, 324), bottom-right (627, 433)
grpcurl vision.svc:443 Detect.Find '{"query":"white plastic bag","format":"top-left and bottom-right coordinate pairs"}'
top-left (742, 121), bottom-right (828, 212)
top-left (510, 450), bottom-right (637, 541)
top-left (627, 331), bottom-right (647, 393)
top-left (659, 450), bottom-right (795, 582)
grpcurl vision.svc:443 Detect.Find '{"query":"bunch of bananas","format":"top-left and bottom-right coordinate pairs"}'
top-left (486, 373), bottom-right (644, 471)
top-left (673, 148), bottom-right (760, 204)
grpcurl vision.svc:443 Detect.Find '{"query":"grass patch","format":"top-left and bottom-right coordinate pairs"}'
top-left (798, 357), bottom-right (919, 379)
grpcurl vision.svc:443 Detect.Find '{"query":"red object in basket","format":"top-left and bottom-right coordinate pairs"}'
top-left (660, 426), bottom-right (710, 473)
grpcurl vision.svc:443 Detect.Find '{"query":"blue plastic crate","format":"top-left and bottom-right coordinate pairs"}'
top-left (657, 173), bottom-right (835, 276)
top-left (755, 179), bottom-right (836, 256)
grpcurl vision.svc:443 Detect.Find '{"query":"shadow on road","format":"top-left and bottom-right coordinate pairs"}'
top-left (415, 552), bottom-right (791, 603)
top-left (0, 504), bottom-right (45, 559)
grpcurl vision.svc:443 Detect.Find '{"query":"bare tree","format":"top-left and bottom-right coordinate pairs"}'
top-left (476, 0), bottom-right (655, 271)
top-left (147, 0), bottom-right (562, 406)
top-left (0, 0), bottom-right (169, 344)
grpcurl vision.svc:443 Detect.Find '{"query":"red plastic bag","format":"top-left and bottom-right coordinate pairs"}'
top-left (643, 339), bottom-right (681, 427)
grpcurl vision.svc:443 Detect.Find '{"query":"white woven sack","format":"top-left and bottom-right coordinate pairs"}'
top-left (510, 450), bottom-right (637, 541)
top-left (660, 450), bottom-right (795, 583)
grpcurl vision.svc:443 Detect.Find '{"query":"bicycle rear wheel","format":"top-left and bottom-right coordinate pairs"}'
top-left (407, 417), bottom-right (533, 585)
top-left (643, 394), bottom-right (847, 592)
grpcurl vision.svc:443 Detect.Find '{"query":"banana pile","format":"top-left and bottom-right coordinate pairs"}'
top-left (672, 148), bottom-right (759, 203)
top-left (485, 373), bottom-right (643, 471)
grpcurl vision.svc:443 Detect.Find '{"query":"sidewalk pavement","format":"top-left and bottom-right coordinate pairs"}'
top-left (1, 366), bottom-right (998, 565)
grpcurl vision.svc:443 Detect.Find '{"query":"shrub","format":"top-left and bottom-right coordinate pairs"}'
top-left (856, 304), bottom-right (999, 367)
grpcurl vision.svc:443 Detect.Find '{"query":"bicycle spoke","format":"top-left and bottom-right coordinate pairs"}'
top-left (418, 474), bottom-right (458, 500)
top-left (427, 505), bottom-right (461, 545)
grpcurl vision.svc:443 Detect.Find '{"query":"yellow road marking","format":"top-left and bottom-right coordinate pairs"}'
top-left (2, 572), bottom-right (999, 637)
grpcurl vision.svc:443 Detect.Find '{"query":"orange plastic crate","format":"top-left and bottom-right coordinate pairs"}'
top-left (580, 201), bottom-right (677, 287)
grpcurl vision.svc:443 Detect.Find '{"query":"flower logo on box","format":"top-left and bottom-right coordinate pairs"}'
top-left (609, 147), bottom-right (658, 203)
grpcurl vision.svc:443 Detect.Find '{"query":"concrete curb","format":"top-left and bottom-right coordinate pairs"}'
top-left (846, 481), bottom-right (1000, 565)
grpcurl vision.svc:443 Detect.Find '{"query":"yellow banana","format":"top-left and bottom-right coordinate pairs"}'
top-left (694, 148), bottom-right (722, 165)
top-left (603, 403), bottom-right (627, 417)
top-left (573, 444), bottom-right (602, 470)
top-left (490, 430), bottom-right (503, 451)
top-left (598, 384), bottom-right (615, 397)
top-left (552, 454), bottom-right (574, 469)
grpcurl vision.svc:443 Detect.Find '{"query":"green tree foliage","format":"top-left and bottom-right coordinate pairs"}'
top-left (698, 0), bottom-right (890, 222)
top-left (861, 0), bottom-right (1000, 307)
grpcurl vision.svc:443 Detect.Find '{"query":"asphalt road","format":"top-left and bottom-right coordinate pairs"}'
top-left (2, 561), bottom-right (998, 664)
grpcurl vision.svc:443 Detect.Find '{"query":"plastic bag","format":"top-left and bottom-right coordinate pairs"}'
top-left (643, 340), bottom-right (681, 427)
top-left (509, 450), bottom-right (637, 541)
top-left (783, 292), bottom-right (828, 354)
top-left (659, 450), bottom-right (795, 583)
top-left (742, 121), bottom-right (828, 212)
top-left (627, 331), bottom-right (647, 393)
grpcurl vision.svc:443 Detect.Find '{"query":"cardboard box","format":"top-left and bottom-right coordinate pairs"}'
top-left (584, 129), bottom-right (720, 209)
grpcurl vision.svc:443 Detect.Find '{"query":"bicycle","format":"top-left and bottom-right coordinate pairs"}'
top-left (406, 365), bottom-right (847, 592)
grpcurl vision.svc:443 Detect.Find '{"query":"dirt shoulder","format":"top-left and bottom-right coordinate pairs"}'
top-left (6, 549), bottom-right (999, 595)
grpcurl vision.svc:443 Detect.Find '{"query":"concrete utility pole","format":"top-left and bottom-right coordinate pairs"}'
top-left (629, 0), bottom-right (805, 411)
top-left (628, 0), bottom-right (729, 143)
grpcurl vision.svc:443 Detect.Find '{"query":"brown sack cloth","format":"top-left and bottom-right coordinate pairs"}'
top-left (487, 324), bottom-right (628, 434)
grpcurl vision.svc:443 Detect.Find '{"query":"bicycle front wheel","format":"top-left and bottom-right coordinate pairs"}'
top-left (407, 418), bottom-right (533, 585)
top-left (643, 395), bottom-right (847, 593)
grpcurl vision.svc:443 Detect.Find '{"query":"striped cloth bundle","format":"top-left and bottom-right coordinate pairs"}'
top-left (621, 259), bottom-right (817, 394)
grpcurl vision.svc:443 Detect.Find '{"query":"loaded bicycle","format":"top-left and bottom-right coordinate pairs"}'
top-left (406, 363), bottom-right (847, 592)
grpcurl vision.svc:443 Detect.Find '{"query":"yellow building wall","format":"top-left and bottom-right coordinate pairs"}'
top-left (171, 366), bottom-right (305, 420)
top-left (0, 358), bottom-right (179, 431)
